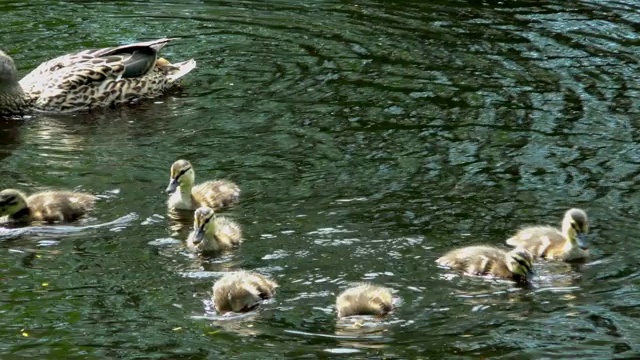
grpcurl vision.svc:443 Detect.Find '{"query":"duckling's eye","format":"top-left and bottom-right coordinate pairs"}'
top-left (176, 167), bottom-right (191, 179)
top-left (571, 222), bottom-right (582, 232)
top-left (200, 215), bottom-right (212, 228)
top-left (0, 199), bottom-right (17, 206)
top-left (514, 258), bottom-right (531, 272)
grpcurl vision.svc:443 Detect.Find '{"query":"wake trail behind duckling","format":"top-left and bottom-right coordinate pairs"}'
top-left (0, 213), bottom-right (138, 241)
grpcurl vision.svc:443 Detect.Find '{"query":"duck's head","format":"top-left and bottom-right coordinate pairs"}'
top-left (561, 208), bottom-right (589, 250)
top-left (0, 189), bottom-right (28, 217)
top-left (506, 247), bottom-right (534, 280)
top-left (166, 159), bottom-right (195, 194)
top-left (227, 286), bottom-right (261, 313)
top-left (191, 206), bottom-right (215, 244)
top-left (0, 51), bottom-right (18, 87)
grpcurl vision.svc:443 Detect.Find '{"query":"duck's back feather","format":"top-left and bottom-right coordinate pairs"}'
top-left (18, 38), bottom-right (195, 113)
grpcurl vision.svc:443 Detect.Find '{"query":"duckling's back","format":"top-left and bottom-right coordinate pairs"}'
top-left (214, 216), bottom-right (243, 248)
top-left (193, 180), bottom-right (240, 210)
top-left (212, 271), bottom-right (278, 313)
top-left (336, 284), bottom-right (393, 318)
top-left (505, 226), bottom-right (565, 258)
top-left (436, 245), bottom-right (511, 277)
top-left (27, 191), bottom-right (96, 223)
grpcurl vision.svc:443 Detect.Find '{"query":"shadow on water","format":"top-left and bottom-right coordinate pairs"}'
top-left (0, 0), bottom-right (640, 358)
top-left (0, 119), bottom-right (25, 162)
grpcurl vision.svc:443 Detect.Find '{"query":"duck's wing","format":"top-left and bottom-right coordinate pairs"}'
top-left (18, 38), bottom-right (195, 112)
top-left (19, 38), bottom-right (176, 92)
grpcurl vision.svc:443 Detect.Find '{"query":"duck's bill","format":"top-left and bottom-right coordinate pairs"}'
top-left (191, 228), bottom-right (205, 244)
top-left (577, 233), bottom-right (588, 250)
top-left (166, 179), bottom-right (178, 194)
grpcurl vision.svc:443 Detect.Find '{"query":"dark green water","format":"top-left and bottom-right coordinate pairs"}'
top-left (1, 0), bottom-right (640, 358)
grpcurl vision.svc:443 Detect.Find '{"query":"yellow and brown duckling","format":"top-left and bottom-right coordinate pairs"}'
top-left (0, 38), bottom-right (196, 116)
top-left (166, 159), bottom-right (240, 211)
top-left (436, 245), bottom-right (534, 283)
top-left (336, 283), bottom-right (394, 318)
top-left (186, 206), bottom-right (242, 253)
top-left (0, 188), bottom-right (96, 224)
top-left (505, 208), bottom-right (589, 261)
top-left (212, 270), bottom-right (278, 314)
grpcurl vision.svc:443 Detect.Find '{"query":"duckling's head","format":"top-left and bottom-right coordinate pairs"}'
top-left (191, 206), bottom-right (215, 244)
top-left (561, 208), bottom-right (589, 250)
top-left (166, 159), bottom-right (195, 194)
top-left (0, 189), bottom-right (28, 217)
top-left (0, 51), bottom-right (19, 86)
top-left (506, 247), bottom-right (534, 280)
top-left (227, 286), bottom-right (261, 313)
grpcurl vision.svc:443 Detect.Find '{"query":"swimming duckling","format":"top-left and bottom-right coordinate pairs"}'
top-left (186, 206), bottom-right (242, 253)
top-left (505, 208), bottom-right (589, 261)
top-left (0, 189), bottom-right (96, 224)
top-left (336, 283), bottom-right (394, 318)
top-left (166, 159), bottom-right (240, 211)
top-left (212, 270), bottom-right (278, 314)
top-left (436, 245), bottom-right (534, 283)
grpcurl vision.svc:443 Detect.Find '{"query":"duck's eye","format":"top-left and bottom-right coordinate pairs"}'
top-left (571, 222), bottom-right (582, 232)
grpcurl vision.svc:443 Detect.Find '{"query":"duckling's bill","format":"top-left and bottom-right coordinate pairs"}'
top-left (166, 178), bottom-right (179, 194)
top-left (191, 226), bottom-right (205, 244)
top-left (576, 233), bottom-right (588, 250)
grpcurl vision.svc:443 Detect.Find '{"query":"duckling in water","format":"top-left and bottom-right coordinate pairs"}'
top-left (505, 208), bottom-right (589, 261)
top-left (0, 189), bottom-right (96, 224)
top-left (212, 270), bottom-right (278, 314)
top-left (186, 206), bottom-right (242, 253)
top-left (436, 245), bottom-right (534, 283)
top-left (166, 159), bottom-right (240, 211)
top-left (336, 284), bottom-right (394, 318)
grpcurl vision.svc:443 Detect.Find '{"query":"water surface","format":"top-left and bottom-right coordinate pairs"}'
top-left (1, 0), bottom-right (639, 358)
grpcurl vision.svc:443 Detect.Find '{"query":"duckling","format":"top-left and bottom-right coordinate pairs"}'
top-left (186, 206), bottom-right (242, 253)
top-left (505, 208), bottom-right (589, 261)
top-left (166, 159), bottom-right (240, 211)
top-left (212, 270), bottom-right (278, 314)
top-left (336, 283), bottom-right (394, 318)
top-left (0, 188), bottom-right (96, 224)
top-left (436, 245), bottom-right (534, 283)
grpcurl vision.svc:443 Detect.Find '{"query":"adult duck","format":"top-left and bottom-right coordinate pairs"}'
top-left (0, 38), bottom-right (195, 115)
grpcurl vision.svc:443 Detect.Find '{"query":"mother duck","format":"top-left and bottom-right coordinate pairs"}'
top-left (0, 38), bottom-right (195, 115)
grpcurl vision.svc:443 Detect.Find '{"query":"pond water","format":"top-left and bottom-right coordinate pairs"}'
top-left (1, 0), bottom-right (640, 358)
